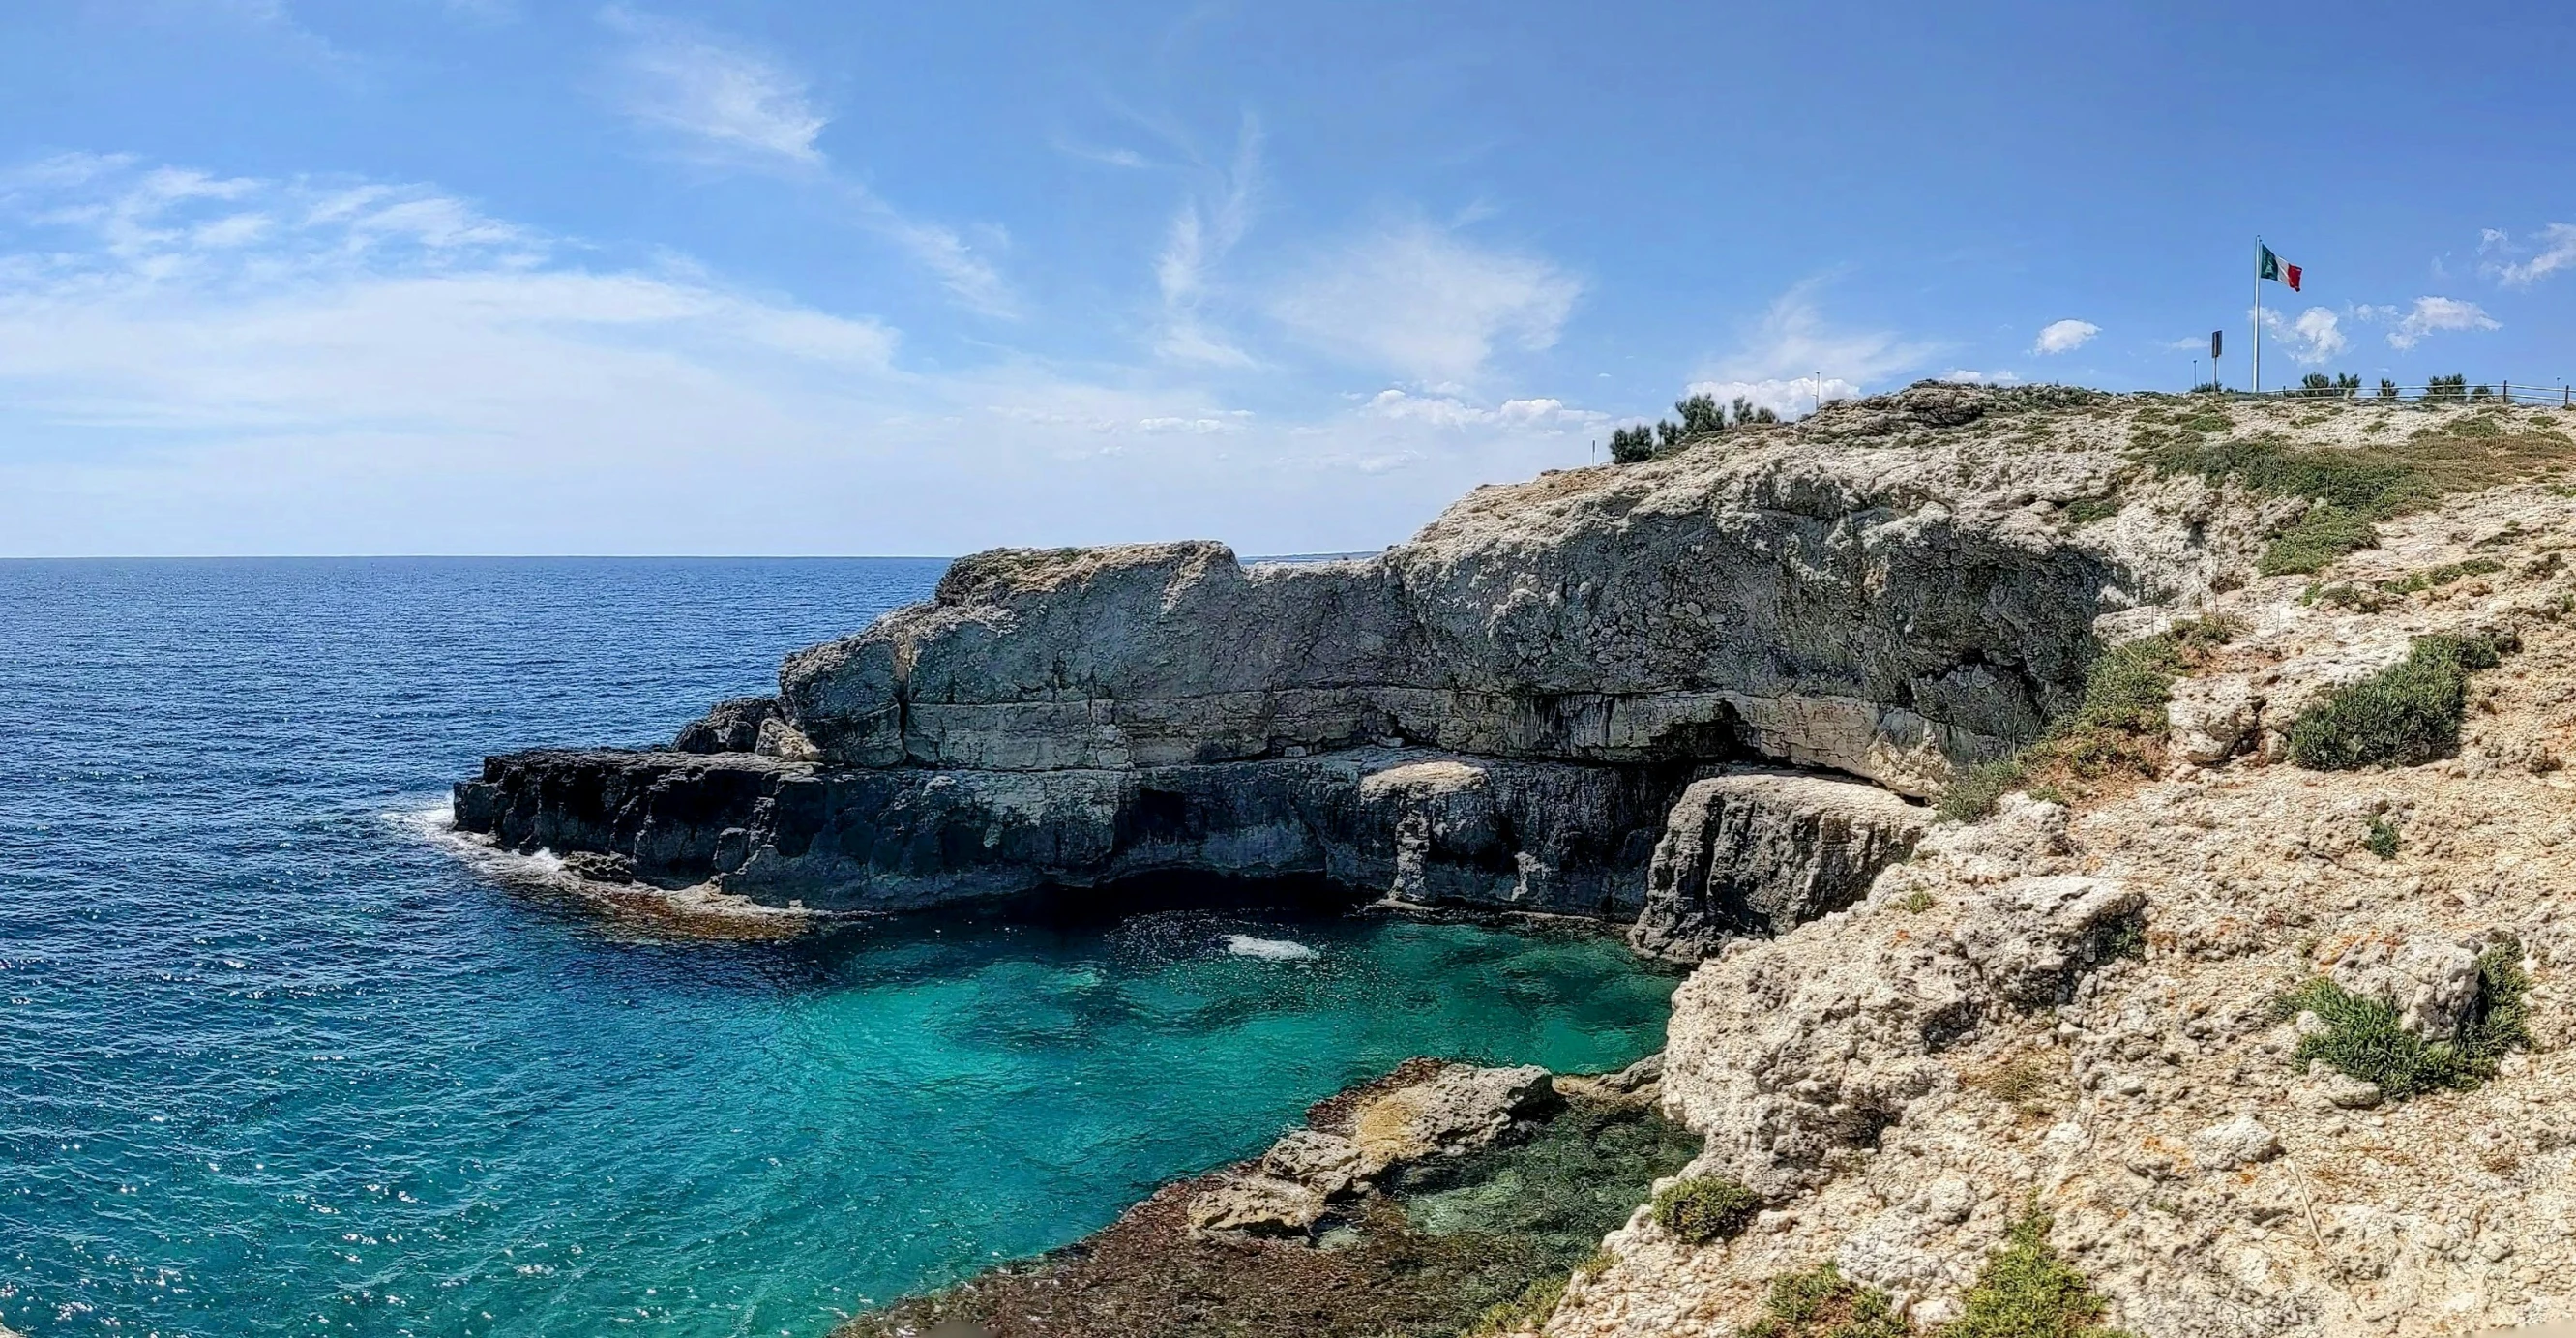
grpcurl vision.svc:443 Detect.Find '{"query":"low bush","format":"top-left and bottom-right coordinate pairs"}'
top-left (1650, 1175), bottom-right (1762, 1245)
top-left (2062, 495), bottom-right (2122, 525)
top-left (2259, 503), bottom-right (2380, 576)
top-left (2285, 634), bottom-right (2500, 770)
top-left (2364, 817), bottom-right (2401, 859)
top-left (2147, 426), bottom-right (2576, 576)
top-left (1742, 1264), bottom-right (1909, 1338)
top-left (2275, 938), bottom-right (2531, 1099)
top-left (1937, 758), bottom-right (2026, 823)
top-left (1945, 1210), bottom-right (2130, 1338)
top-left (1935, 616), bottom-right (2241, 820)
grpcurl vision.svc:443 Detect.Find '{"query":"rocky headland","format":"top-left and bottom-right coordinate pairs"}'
top-left (453, 383), bottom-right (2576, 1335)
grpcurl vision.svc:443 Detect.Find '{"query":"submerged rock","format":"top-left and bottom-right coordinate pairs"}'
top-left (845, 1057), bottom-right (1696, 1338)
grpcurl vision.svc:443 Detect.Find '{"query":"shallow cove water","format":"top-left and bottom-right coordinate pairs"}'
top-left (0, 559), bottom-right (1678, 1338)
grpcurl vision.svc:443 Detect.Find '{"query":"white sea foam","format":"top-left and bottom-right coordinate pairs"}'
top-left (384, 797), bottom-right (576, 888)
top-left (1224, 934), bottom-right (1318, 962)
top-left (384, 795), bottom-right (837, 939)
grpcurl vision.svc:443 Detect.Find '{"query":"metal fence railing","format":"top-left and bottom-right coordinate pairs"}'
top-left (2246, 379), bottom-right (2576, 406)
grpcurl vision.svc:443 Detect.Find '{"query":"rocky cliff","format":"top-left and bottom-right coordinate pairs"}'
top-left (452, 383), bottom-right (2267, 945)
top-left (451, 386), bottom-right (2576, 1335)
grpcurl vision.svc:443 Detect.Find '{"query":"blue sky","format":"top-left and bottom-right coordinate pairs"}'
top-left (2, 1), bottom-right (2570, 556)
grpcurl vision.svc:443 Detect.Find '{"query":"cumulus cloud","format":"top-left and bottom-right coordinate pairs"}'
top-left (1682, 377), bottom-right (1864, 420)
top-left (2362, 296), bottom-right (2500, 350)
top-left (1936, 369), bottom-right (2021, 385)
top-left (2481, 223), bottom-right (2576, 287)
top-left (2030, 319), bottom-right (2098, 355)
top-left (1270, 222), bottom-right (1582, 384)
top-left (1361, 389), bottom-right (1605, 431)
top-left (2255, 306), bottom-right (2349, 365)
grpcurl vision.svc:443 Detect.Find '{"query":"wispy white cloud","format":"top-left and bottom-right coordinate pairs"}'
top-left (2030, 318), bottom-right (2098, 355)
top-left (2358, 296), bottom-right (2499, 350)
top-left (1936, 369), bottom-right (2020, 386)
top-left (601, 7), bottom-right (825, 167)
top-left (1699, 280), bottom-right (1937, 388)
top-left (2481, 223), bottom-right (2576, 287)
top-left (1270, 221), bottom-right (1581, 384)
top-left (598, 8), bottom-right (1014, 316)
top-left (0, 156), bottom-right (1606, 557)
top-left (1154, 115), bottom-right (1261, 367)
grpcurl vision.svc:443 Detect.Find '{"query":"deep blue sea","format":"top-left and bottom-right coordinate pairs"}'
top-left (0, 559), bottom-right (1676, 1338)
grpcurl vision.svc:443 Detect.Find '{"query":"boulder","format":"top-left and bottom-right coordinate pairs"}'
top-left (1349, 1064), bottom-right (1559, 1175)
top-left (1185, 1174), bottom-right (1327, 1239)
top-left (2166, 674), bottom-right (2260, 764)
top-left (1629, 768), bottom-right (1930, 960)
top-left (2190, 1115), bottom-right (2282, 1171)
top-left (1259, 1129), bottom-right (1367, 1198)
top-left (1954, 875), bottom-right (2147, 1007)
top-left (2322, 934), bottom-right (2486, 1042)
top-left (672, 697), bottom-right (781, 754)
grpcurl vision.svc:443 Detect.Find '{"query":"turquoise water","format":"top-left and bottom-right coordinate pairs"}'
top-left (0, 559), bottom-right (1676, 1338)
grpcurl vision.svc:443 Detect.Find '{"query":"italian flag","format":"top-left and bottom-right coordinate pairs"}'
top-left (2259, 243), bottom-right (2302, 292)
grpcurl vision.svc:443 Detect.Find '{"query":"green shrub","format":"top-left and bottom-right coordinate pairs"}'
top-left (1609, 425), bottom-right (1657, 463)
top-left (2286, 634), bottom-right (2500, 769)
top-left (1938, 758), bottom-right (2027, 822)
top-left (2378, 378), bottom-right (2399, 401)
top-left (1742, 1264), bottom-right (1910, 1338)
top-left (2364, 817), bottom-right (2401, 859)
top-left (2062, 495), bottom-right (2122, 525)
top-left (1945, 1210), bottom-right (2130, 1338)
top-left (2276, 938), bottom-right (2530, 1099)
top-left (2149, 425), bottom-right (2576, 577)
top-left (1675, 393), bottom-right (1727, 435)
top-left (2260, 504), bottom-right (2379, 576)
top-left (1651, 1175), bottom-right (1762, 1245)
top-left (1462, 1271), bottom-right (1569, 1336)
top-left (1934, 616), bottom-right (2243, 820)
top-left (2426, 374), bottom-right (2468, 403)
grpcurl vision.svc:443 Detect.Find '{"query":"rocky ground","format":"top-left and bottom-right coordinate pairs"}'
top-left (1547, 444), bottom-right (2576, 1336)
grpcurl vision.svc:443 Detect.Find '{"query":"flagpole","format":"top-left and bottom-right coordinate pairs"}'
top-left (2252, 237), bottom-right (2263, 395)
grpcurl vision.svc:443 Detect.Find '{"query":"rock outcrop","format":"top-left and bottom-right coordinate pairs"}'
top-left (1627, 768), bottom-right (1931, 960)
top-left (1550, 441), bottom-right (2576, 1338)
top-left (452, 384), bottom-right (2279, 934)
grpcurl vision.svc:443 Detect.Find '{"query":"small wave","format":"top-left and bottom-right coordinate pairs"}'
top-left (1224, 934), bottom-right (1318, 962)
top-left (383, 798), bottom-right (575, 889)
top-left (385, 796), bottom-right (838, 942)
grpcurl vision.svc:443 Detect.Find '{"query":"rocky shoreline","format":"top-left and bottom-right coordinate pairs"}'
top-left (836, 1055), bottom-right (1690, 1338)
top-left (450, 384), bottom-right (2576, 1335)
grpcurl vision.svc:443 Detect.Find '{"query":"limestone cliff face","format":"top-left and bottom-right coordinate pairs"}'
top-left (451, 384), bottom-right (2263, 940)
top-left (778, 403), bottom-right (2165, 795)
